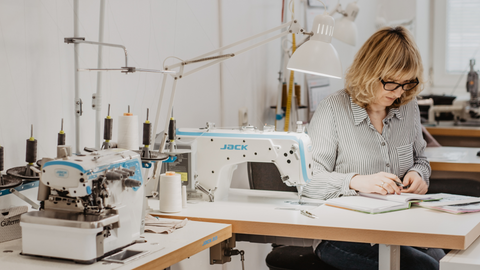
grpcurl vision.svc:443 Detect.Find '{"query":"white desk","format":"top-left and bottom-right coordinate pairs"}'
top-left (426, 126), bottom-right (480, 138)
top-left (441, 233), bottom-right (480, 270)
top-left (150, 188), bottom-right (480, 270)
top-left (0, 219), bottom-right (231, 270)
top-left (425, 126), bottom-right (480, 148)
top-left (425, 146), bottom-right (480, 172)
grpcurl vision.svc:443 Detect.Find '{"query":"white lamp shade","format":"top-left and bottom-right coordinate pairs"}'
top-left (334, 17), bottom-right (358, 46)
top-left (287, 40), bottom-right (343, 79)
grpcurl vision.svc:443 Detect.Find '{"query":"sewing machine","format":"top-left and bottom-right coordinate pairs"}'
top-left (20, 148), bottom-right (145, 264)
top-left (160, 123), bottom-right (313, 202)
top-left (427, 59), bottom-right (480, 126)
top-left (456, 59), bottom-right (480, 125)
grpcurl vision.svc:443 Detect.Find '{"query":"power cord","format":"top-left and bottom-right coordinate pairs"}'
top-left (224, 248), bottom-right (245, 270)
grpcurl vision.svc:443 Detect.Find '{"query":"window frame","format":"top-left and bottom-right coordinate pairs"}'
top-left (432, 0), bottom-right (468, 88)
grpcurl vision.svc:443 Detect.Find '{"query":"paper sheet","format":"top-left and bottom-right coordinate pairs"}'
top-left (144, 215), bottom-right (188, 234)
top-left (306, 75), bottom-right (334, 112)
top-left (428, 152), bottom-right (467, 161)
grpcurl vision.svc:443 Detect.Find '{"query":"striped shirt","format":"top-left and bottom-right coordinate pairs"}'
top-left (303, 89), bottom-right (430, 200)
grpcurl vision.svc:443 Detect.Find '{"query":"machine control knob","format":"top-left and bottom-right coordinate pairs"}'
top-left (120, 168), bottom-right (135, 176)
top-left (106, 171), bottom-right (123, 181)
top-left (117, 170), bottom-right (130, 178)
top-left (124, 179), bottom-right (141, 188)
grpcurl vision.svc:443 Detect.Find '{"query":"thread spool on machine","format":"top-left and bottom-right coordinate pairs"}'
top-left (117, 106), bottom-right (139, 151)
top-left (0, 145), bottom-right (23, 189)
top-left (5, 125), bottom-right (40, 184)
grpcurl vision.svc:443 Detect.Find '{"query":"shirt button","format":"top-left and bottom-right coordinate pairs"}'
top-left (381, 142), bottom-right (385, 146)
top-left (386, 163), bottom-right (390, 167)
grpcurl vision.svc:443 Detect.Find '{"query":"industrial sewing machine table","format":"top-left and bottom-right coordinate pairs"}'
top-left (149, 188), bottom-right (480, 270)
top-left (0, 218), bottom-right (231, 269)
top-left (425, 146), bottom-right (480, 172)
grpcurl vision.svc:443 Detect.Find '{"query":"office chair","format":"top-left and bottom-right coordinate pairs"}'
top-left (247, 162), bottom-right (338, 270)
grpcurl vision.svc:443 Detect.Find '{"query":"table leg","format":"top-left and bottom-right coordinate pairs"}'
top-left (379, 244), bottom-right (400, 270)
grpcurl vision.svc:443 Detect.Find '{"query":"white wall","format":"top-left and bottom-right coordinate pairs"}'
top-left (0, 0), bottom-right (432, 170)
top-left (0, 0), bottom-right (283, 171)
top-left (0, 0), bottom-right (433, 269)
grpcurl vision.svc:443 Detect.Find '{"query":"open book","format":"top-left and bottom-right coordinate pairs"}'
top-left (325, 192), bottom-right (442, 214)
top-left (415, 193), bottom-right (480, 214)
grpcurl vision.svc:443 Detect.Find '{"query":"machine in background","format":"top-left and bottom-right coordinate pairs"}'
top-left (426, 59), bottom-right (480, 126)
top-left (464, 58), bottom-right (480, 121)
top-left (156, 122), bottom-right (314, 202)
top-left (20, 148), bottom-right (145, 264)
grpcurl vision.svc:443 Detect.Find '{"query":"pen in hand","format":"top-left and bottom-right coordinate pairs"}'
top-left (394, 181), bottom-right (411, 189)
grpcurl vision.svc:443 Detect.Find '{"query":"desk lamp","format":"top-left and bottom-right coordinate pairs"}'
top-left (286, 11), bottom-right (342, 78)
top-left (332, 1), bottom-right (359, 46)
top-left (154, 7), bottom-right (343, 152)
top-left (287, 0), bottom-right (345, 77)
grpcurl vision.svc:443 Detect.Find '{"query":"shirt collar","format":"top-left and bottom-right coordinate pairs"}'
top-left (386, 107), bottom-right (403, 120)
top-left (350, 96), bottom-right (404, 126)
top-left (350, 97), bottom-right (369, 126)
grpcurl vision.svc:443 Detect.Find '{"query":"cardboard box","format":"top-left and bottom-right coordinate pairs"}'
top-left (0, 206), bottom-right (28, 243)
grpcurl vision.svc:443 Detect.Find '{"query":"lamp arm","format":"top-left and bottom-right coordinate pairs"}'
top-left (331, 3), bottom-right (348, 17)
top-left (183, 54), bottom-right (235, 65)
top-left (154, 20), bottom-right (302, 152)
top-left (152, 73), bottom-right (169, 148)
top-left (182, 30), bottom-right (295, 78)
top-left (165, 20), bottom-right (300, 71)
top-left (68, 39), bottom-right (178, 74)
top-left (157, 65), bottom-right (184, 153)
top-left (183, 55), bottom-right (235, 78)
top-left (180, 25), bottom-right (301, 80)
top-left (133, 68), bottom-right (176, 74)
top-left (65, 38), bottom-right (129, 67)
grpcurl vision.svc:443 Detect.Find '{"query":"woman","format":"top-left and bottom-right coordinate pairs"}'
top-left (304, 26), bottom-right (445, 269)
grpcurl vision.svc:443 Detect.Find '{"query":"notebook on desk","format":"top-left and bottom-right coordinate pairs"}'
top-left (325, 193), bottom-right (442, 214)
top-left (415, 193), bottom-right (480, 214)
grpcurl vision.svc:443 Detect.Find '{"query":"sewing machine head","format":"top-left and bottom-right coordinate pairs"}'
top-left (20, 149), bottom-right (145, 263)
top-left (168, 123), bottom-right (313, 202)
top-left (39, 148), bottom-right (144, 214)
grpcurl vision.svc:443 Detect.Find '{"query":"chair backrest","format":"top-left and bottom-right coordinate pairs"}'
top-left (421, 125), bottom-right (441, 147)
top-left (247, 162), bottom-right (297, 192)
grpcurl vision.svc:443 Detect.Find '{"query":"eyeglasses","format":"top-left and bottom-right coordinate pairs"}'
top-left (380, 78), bottom-right (419, 91)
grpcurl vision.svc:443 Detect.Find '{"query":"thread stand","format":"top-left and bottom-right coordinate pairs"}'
top-left (6, 165), bottom-right (40, 182)
top-left (0, 174), bottom-right (23, 189)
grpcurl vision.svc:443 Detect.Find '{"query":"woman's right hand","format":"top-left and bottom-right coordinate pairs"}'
top-left (349, 172), bottom-right (402, 195)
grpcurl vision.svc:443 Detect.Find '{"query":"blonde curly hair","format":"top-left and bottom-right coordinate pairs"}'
top-left (345, 26), bottom-right (424, 109)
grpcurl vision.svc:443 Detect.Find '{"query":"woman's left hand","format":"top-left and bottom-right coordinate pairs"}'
top-left (402, 171), bottom-right (428, 194)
